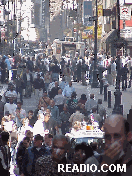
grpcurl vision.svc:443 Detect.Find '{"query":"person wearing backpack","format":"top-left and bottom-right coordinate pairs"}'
top-left (21, 134), bottom-right (50, 176)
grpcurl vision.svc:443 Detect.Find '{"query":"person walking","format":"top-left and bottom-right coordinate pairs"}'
top-left (0, 131), bottom-right (11, 176)
top-left (23, 69), bottom-right (33, 98)
top-left (121, 64), bottom-right (129, 91)
top-left (0, 57), bottom-right (7, 84)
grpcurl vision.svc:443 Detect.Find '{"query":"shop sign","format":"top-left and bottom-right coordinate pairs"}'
top-left (82, 26), bottom-right (94, 39)
top-left (120, 27), bottom-right (132, 38)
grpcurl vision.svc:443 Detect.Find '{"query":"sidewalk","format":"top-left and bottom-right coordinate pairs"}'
top-left (72, 81), bottom-right (132, 119)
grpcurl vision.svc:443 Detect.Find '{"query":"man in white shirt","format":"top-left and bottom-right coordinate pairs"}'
top-left (54, 89), bottom-right (66, 114)
top-left (62, 81), bottom-right (75, 99)
top-left (5, 85), bottom-right (17, 103)
top-left (14, 101), bottom-right (26, 119)
top-left (4, 98), bottom-right (17, 116)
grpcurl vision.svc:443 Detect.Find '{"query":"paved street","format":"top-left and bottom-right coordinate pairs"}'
top-left (21, 81), bottom-right (132, 119)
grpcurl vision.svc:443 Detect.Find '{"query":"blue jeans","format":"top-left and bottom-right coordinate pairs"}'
top-left (45, 83), bottom-right (50, 92)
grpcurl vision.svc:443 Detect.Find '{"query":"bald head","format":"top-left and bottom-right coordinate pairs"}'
top-left (104, 114), bottom-right (125, 135)
top-left (103, 114), bottom-right (130, 150)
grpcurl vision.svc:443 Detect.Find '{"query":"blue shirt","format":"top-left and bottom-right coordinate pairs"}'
top-left (62, 85), bottom-right (75, 98)
top-left (5, 58), bottom-right (11, 70)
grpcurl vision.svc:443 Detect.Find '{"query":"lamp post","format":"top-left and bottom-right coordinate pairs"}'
top-left (91, 0), bottom-right (99, 88)
top-left (112, 0), bottom-right (123, 115)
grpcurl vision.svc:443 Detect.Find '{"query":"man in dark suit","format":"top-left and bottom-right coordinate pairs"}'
top-left (23, 69), bottom-right (33, 98)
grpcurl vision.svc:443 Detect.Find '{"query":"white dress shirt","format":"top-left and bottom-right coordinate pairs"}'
top-left (4, 103), bottom-right (17, 116)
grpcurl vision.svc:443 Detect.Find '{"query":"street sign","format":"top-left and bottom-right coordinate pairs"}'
top-left (83, 1), bottom-right (93, 26)
top-left (120, 5), bottom-right (131, 20)
top-left (124, 0), bottom-right (132, 4)
top-left (120, 27), bottom-right (132, 38)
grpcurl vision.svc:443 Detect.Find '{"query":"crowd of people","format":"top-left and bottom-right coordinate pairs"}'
top-left (0, 51), bottom-right (132, 176)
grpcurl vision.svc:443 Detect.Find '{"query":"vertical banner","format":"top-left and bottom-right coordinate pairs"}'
top-left (98, 5), bottom-right (103, 17)
top-left (83, 1), bottom-right (93, 26)
top-left (97, 25), bottom-right (102, 39)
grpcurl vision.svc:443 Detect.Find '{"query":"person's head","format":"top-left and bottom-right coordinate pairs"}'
top-left (23, 137), bottom-right (30, 148)
top-left (26, 69), bottom-right (29, 73)
top-left (17, 102), bottom-right (22, 109)
top-left (44, 113), bottom-right (50, 122)
top-left (50, 100), bottom-right (55, 107)
top-left (52, 135), bottom-right (70, 162)
top-left (98, 99), bottom-right (102, 104)
top-left (25, 130), bottom-right (33, 142)
top-left (44, 133), bottom-right (53, 147)
top-left (63, 104), bottom-right (68, 112)
top-left (81, 94), bottom-right (87, 101)
top-left (28, 110), bottom-right (34, 119)
top-left (90, 142), bottom-right (98, 151)
top-left (75, 105), bottom-right (81, 112)
top-left (69, 81), bottom-right (72, 87)
top-left (91, 107), bottom-right (97, 113)
top-left (58, 89), bottom-right (62, 95)
top-left (10, 85), bottom-right (14, 91)
top-left (45, 108), bottom-right (51, 114)
top-left (90, 94), bottom-right (94, 99)
top-left (124, 64), bottom-right (127, 68)
top-left (71, 91), bottom-right (77, 99)
top-left (34, 134), bottom-right (44, 148)
top-left (84, 116), bottom-right (89, 123)
top-left (43, 91), bottom-right (47, 97)
top-left (103, 114), bottom-right (131, 152)
top-left (9, 98), bottom-right (14, 104)
top-left (55, 81), bottom-right (58, 88)
top-left (73, 143), bottom-right (93, 164)
top-left (0, 131), bottom-right (10, 145)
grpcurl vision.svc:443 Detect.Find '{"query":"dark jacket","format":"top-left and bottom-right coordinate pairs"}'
top-left (120, 66), bottom-right (129, 78)
top-left (49, 86), bottom-right (61, 99)
top-left (0, 145), bottom-right (11, 176)
top-left (43, 117), bottom-right (57, 136)
top-left (33, 78), bottom-right (44, 89)
top-left (22, 146), bottom-right (50, 176)
top-left (16, 141), bottom-right (27, 174)
top-left (26, 60), bottom-right (34, 72)
top-left (51, 64), bottom-right (60, 73)
top-left (23, 73), bottom-right (33, 88)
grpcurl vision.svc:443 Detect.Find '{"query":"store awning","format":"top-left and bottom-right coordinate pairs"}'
top-left (101, 29), bottom-right (117, 43)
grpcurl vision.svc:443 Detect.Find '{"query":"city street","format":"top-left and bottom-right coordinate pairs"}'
top-left (9, 79), bottom-right (132, 175)
top-left (20, 80), bottom-right (132, 119)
